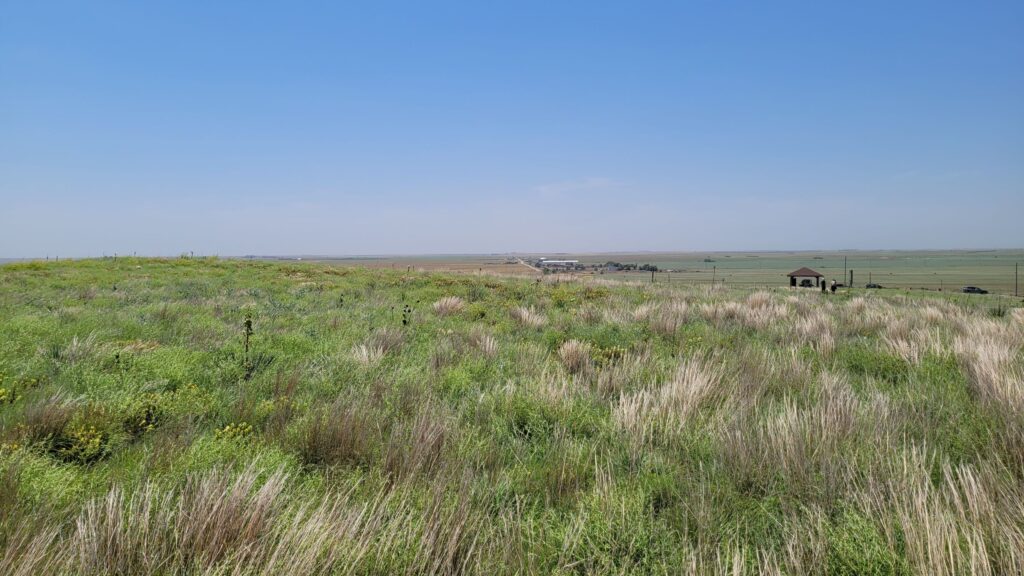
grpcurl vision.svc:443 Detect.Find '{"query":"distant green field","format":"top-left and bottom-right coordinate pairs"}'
top-left (547, 250), bottom-right (1024, 295)
top-left (286, 250), bottom-right (1024, 295)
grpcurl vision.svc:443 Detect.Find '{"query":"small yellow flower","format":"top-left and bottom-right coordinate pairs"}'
top-left (216, 421), bottom-right (254, 440)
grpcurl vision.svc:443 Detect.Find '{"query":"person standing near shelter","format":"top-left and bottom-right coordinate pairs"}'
top-left (830, 279), bottom-right (837, 294)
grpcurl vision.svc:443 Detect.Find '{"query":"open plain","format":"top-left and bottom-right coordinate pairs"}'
top-left (295, 250), bottom-right (1024, 295)
top-left (1, 257), bottom-right (1022, 574)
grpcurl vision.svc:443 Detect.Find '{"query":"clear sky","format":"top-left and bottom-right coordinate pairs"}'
top-left (2, 1), bottom-right (1022, 257)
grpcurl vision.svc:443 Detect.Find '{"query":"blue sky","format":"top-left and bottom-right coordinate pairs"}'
top-left (2, 1), bottom-right (1022, 256)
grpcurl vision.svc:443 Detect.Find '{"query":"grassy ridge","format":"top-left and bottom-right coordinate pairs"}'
top-left (1, 258), bottom-right (1022, 574)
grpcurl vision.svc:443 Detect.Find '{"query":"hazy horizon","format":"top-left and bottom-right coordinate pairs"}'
top-left (3, 1), bottom-right (1022, 257)
top-left (6, 248), bottom-right (1024, 263)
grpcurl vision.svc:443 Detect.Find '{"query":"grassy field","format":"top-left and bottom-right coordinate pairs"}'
top-left (262, 254), bottom-right (539, 277)
top-left (1, 257), bottom-right (1023, 574)
top-left (290, 251), bottom-right (1024, 295)
top-left (576, 251), bottom-right (1024, 294)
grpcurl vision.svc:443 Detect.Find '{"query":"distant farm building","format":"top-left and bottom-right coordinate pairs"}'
top-left (536, 258), bottom-right (580, 270)
top-left (788, 267), bottom-right (824, 287)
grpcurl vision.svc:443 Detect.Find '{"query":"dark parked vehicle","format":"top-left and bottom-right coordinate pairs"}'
top-left (961, 286), bottom-right (988, 294)
top-left (799, 279), bottom-right (814, 287)
top-left (866, 283), bottom-right (883, 289)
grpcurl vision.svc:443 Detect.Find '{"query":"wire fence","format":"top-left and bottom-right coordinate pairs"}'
top-left (580, 268), bottom-right (1023, 297)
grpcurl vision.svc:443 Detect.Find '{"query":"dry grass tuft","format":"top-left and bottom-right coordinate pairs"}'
top-left (8, 464), bottom-right (486, 575)
top-left (510, 306), bottom-right (546, 329)
top-left (351, 344), bottom-right (385, 366)
top-left (698, 297), bottom-right (787, 330)
top-left (796, 311), bottom-right (835, 356)
top-left (746, 290), bottom-right (773, 309)
top-left (0, 522), bottom-right (59, 576)
top-left (72, 466), bottom-right (287, 574)
top-left (883, 320), bottom-right (944, 364)
top-left (43, 332), bottom-right (102, 365)
top-left (557, 340), bottom-right (592, 375)
top-left (433, 296), bottom-right (465, 317)
top-left (384, 406), bottom-right (449, 481)
top-left (615, 356), bottom-right (723, 444)
top-left (922, 304), bottom-right (950, 325)
top-left (721, 372), bottom-right (861, 499)
top-left (295, 398), bottom-right (377, 468)
top-left (369, 326), bottom-right (405, 355)
top-left (353, 327), bottom-right (406, 365)
top-left (855, 449), bottom-right (1024, 575)
top-left (17, 392), bottom-right (79, 444)
top-left (953, 318), bottom-right (1023, 414)
top-left (632, 303), bottom-right (658, 322)
top-left (595, 349), bottom-right (653, 398)
top-left (648, 302), bottom-right (689, 337)
top-left (1012, 307), bottom-right (1024, 324)
top-left (467, 327), bottom-right (498, 359)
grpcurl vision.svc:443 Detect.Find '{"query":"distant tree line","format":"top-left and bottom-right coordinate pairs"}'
top-left (597, 262), bottom-right (659, 272)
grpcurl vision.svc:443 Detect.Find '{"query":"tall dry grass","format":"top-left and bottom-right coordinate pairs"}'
top-left (557, 340), bottom-right (592, 375)
top-left (953, 318), bottom-right (1023, 414)
top-left (4, 465), bottom-right (485, 576)
top-left (295, 398), bottom-right (377, 468)
top-left (384, 405), bottom-right (449, 481)
top-left (614, 356), bottom-right (723, 444)
top-left (433, 296), bottom-right (466, 317)
top-left (509, 306), bottom-right (545, 329)
top-left (795, 310), bottom-right (834, 356)
top-left (855, 448), bottom-right (1024, 575)
top-left (720, 372), bottom-right (865, 500)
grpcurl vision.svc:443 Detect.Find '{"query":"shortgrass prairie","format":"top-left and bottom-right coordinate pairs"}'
top-left (1, 257), bottom-right (1022, 574)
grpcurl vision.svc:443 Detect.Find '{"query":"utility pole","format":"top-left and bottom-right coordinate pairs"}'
top-left (712, 266), bottom-right (717, 285)
top-left (843, 256), bottom-right (847, 286)
top-left (1016, 262), bottom-right (1019, 297)
top-left (651, 269), bottom-right (655, 283)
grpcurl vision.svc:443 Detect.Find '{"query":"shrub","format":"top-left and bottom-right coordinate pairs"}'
top-left (121, 394), bottom-right (162, 438)
top-left (51, 424), bottom-right (109, 465)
